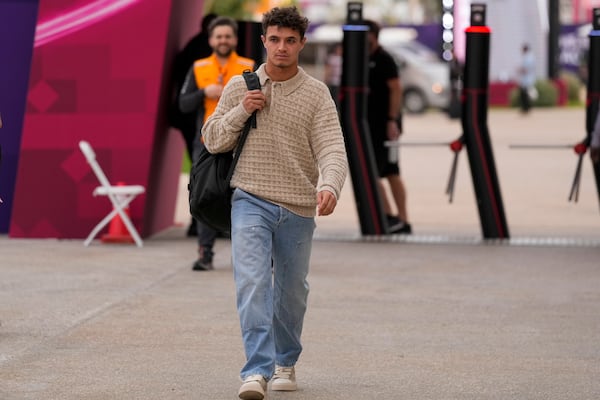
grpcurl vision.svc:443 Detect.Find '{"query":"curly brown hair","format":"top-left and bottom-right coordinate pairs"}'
top-left (261, 6), bottom-right (309, 39)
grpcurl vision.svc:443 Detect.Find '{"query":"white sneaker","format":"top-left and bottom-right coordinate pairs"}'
top-left (271, 365), bottom-right (297, 391)
top-left (238, 375), bottom-right (267, 400)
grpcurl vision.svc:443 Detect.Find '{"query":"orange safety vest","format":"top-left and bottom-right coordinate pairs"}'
top-left (193, 52), bottom-right (255, 122)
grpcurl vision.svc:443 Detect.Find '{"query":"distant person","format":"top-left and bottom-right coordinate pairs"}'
top-left (449, 50), bottom-right (463, 84)
top-left (448, 49), bottom-right (463, 118)
top-left (591, 108), bottom-right (600, 164)
top-left (202, 6), bottom-right (347, 399)
top-left (365, 19), bottom-right (411, 234)
top-left (518, 43), bottom-right (536, 114)
top-left (172, 13), bottom-right (218, 158)
top-left (171, 13), bottom-right (218, 237)
top-left (178, 16), bottom-right (255, 271)
top-left (578, 48), bottom-right (589, 85)
top-left (324, 43), bottom-right (342, 105)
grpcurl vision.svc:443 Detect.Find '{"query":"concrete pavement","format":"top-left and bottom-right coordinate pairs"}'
top-left (1, 108), bottom-right (600, 399)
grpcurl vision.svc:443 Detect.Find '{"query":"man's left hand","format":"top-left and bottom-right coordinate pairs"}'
top-left (317, 190), bottom-right (337, 216)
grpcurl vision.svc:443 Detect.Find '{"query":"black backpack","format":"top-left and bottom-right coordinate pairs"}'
top-left (188, 70), bottom-right (260, 234)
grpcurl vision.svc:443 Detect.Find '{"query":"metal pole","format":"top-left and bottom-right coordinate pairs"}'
top-left (461, 3), bottom-right (510, 239)
top-left (587, 8), bottom-right (600, 209)
top-left (339, 2), bottom-right (388, 235)
top-left (547, 0), bottom-right (560, 79)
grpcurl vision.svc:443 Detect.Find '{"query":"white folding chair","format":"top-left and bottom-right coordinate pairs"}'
top-left (79, 140), bottom-right (145, 247)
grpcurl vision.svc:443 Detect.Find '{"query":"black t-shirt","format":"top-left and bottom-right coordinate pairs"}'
top-left (367, 45), bottom-right (399, 168)
top-left (367, 45), bottom-right (399, 125)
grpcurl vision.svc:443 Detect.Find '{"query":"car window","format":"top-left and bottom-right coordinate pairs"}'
top-left (387, 42), bottom-right (441, 63)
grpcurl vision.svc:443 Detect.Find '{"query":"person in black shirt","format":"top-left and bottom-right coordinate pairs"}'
top-left (365, 19), bottom-right (411, 234)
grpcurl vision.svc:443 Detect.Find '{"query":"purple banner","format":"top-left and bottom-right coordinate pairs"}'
top-left (0, 0), bottom-right (39, 232)
top-left (560, 23), bottom-right (590, 79)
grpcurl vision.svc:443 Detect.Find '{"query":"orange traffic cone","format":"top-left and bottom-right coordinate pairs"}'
top-left (101, 182), bottom-right (135, 244)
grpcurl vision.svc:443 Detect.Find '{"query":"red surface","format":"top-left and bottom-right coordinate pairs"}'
top-left (10, 0), bottom-right (204, 239)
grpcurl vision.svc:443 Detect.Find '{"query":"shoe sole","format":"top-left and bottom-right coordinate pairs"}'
top-left (389, 224), bottom-right (412, 234)
top-left (271, 382), bottom-right (297, 391)
top-left (387, 222), bottom-right (404, 232)
top-left (238, 381), bottom-right (266, 400)
top-left (192, 262), bottom-right (213, 271)
top-left (238, 390), bottom-right (264, 400)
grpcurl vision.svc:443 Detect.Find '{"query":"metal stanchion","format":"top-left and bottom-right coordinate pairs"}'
top-left (339, 2), bottom-right (388, 235)
top-left (460, 4), bottom-right (509, 239)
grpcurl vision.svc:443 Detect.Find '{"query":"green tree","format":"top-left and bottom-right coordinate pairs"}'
top-left (204, 0), bottom-right (299, 20)
top-left (204, 0), bottom-right (261, 20)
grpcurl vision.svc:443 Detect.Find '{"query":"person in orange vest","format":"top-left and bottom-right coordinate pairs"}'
top-left (172, 13), bottom-right (217, 238)
top-left (171, 13), bottom-right (217, 162)
top-left (179, 16), bottom-right (256, 271)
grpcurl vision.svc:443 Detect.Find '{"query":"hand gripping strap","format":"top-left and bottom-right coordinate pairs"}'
top-left (226, 70), bottom-right (261, 181)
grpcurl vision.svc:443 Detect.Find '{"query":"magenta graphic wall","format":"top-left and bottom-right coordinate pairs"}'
top-left (9, 0), bottom-right (204, 239)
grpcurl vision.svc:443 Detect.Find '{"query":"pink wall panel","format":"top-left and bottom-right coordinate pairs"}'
top-left (10, 0), bottom-right (204, 239)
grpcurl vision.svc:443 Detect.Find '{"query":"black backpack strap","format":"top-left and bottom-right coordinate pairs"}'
top-left (226, 70), bottom-right (261, 181)
top-left (242, 70), bottom-right (260, 128)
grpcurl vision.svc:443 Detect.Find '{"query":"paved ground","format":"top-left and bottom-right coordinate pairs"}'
top-left (1, 108), bottom-right (600, 399)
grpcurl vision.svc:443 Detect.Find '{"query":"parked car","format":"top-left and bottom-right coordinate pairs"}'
top-left (383, 40), bottom-right (450, 114)
top-left (303, 25), bottom-right (450, 113)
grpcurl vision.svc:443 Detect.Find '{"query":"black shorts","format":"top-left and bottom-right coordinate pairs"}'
top-left (371, 122), bottom-right (401, 177)
top-left (375, 148), bottom-right (400, 177)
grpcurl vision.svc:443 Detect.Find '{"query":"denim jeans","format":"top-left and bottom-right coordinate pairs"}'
top-left (231, 189), bottom-right (315, 380)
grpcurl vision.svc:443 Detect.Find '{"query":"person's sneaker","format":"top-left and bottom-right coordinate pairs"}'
top-left (386, 215), bottom-right (412, 234)
top-left (386, 214), bottom-right (404, 232)
top-left (392, 222), bottom-right (412, 234)
top-left (271, 365), bottom-right (297, 391)
top-left (238, 375), bottom-right (267, 400)
top-left (192, 247), bottom-right (214, 271)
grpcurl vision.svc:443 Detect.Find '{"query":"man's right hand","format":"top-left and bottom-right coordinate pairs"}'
top-left (243, 89), bottom-right (266, 114)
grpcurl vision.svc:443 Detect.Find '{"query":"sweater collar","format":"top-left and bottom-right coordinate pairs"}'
top-left (255, 64), bottom-right (306, 96)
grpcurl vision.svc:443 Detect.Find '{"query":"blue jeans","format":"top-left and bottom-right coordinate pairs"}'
top-left (231, 189), bottom-right (315, 380)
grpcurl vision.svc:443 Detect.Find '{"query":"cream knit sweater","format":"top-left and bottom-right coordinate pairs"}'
top-left (202, 64), bottom-right (348, 217)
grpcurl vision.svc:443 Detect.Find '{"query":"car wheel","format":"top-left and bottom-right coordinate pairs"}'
top-left (403, 89), bottom-right (427, 114)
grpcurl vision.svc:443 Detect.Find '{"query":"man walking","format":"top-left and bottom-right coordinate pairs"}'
top-left (202, 6), bottom-right (347, 399)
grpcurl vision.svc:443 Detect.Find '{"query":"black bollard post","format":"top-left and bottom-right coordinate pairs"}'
top-left (339, 2), bottom-right (387, 235)
top-left (548, 0), bottom-right (560, 79)
top-left (587, 8), bottom-right (600, 208)
top-left (461, 4), bottom-right (510, 239)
